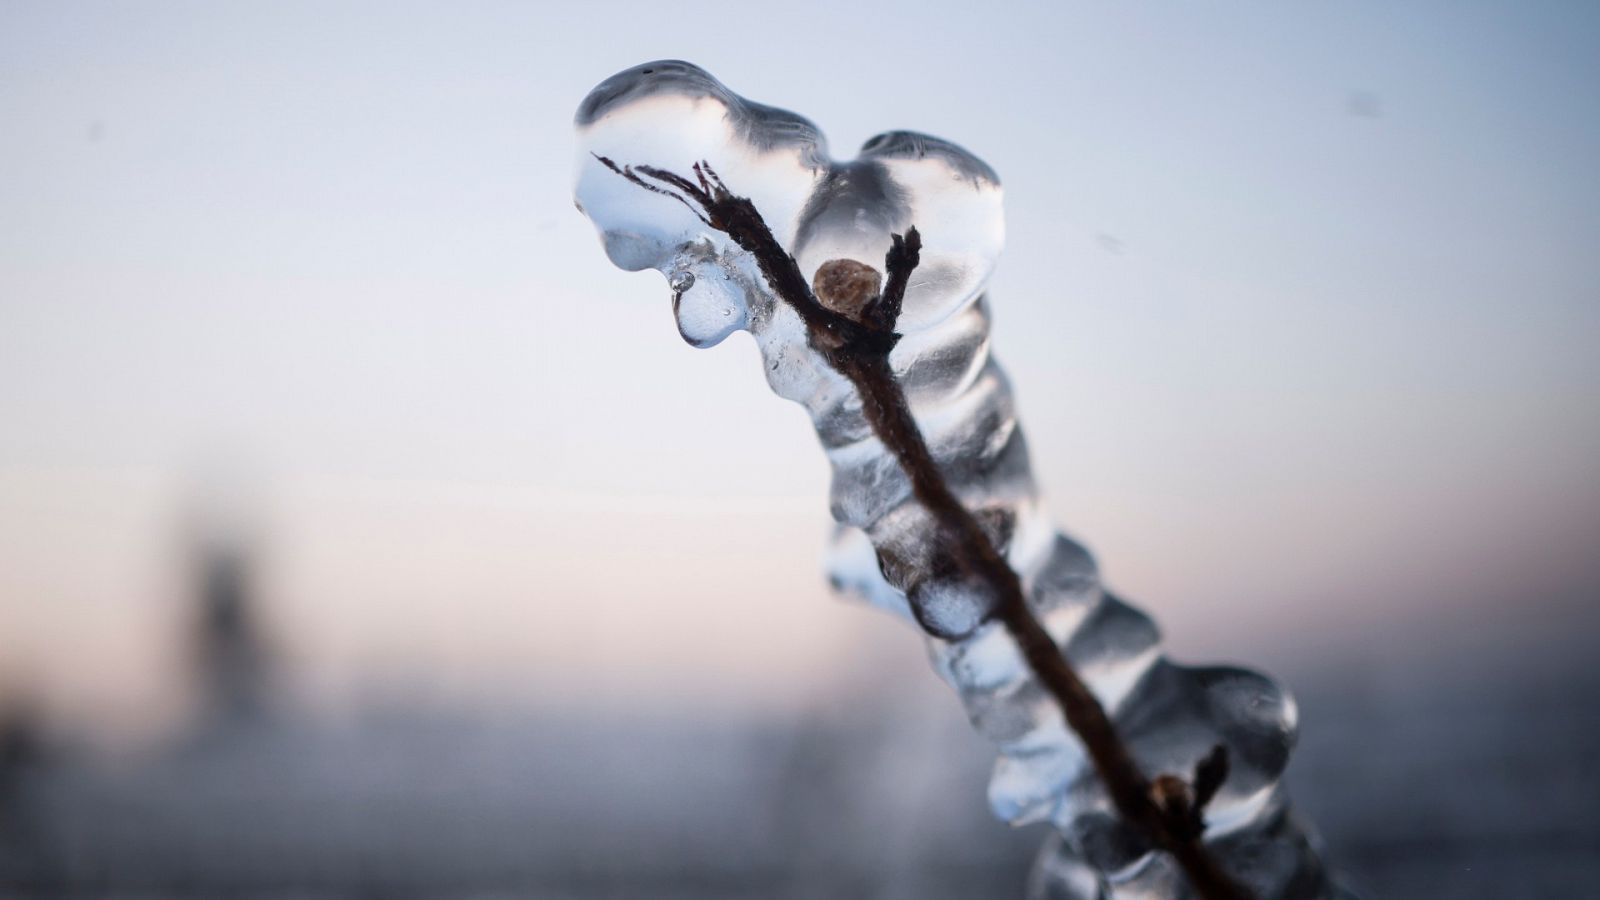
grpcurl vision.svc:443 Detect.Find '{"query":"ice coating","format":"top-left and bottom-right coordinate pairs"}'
top-left (575, 61), bottom-right (1002, 348)
top-left (574, 61), bottom-right (1347, 899)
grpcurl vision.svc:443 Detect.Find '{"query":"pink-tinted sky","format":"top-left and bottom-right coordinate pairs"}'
top-left (2, 1), bottom-right (1596, 740)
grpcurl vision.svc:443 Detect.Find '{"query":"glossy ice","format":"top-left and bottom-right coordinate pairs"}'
top-left (574, 61), bottom-right (1346, 899)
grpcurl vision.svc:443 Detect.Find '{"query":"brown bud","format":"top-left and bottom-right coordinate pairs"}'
top-left (812, 258), bottom-right (882, 321)
top-left (1151, 774), bottom-right (1192, 815)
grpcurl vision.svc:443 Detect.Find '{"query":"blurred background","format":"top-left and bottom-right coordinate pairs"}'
top-left (1, 2), bottom-right (1597, 897)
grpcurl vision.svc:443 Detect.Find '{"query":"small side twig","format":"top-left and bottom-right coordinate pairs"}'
top-left (600, 156), bottom-right (1247, 900)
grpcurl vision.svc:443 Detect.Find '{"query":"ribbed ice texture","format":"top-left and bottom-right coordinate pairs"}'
top-left (574, 61), bottom-right (1347, 899)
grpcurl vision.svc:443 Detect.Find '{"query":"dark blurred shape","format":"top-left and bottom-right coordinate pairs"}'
top-left (0, 702), bottom-right (51, 891)
top-left (0, 708), bottom-right (41, 777)
top-left (191, 541), bottom-right (274, 726)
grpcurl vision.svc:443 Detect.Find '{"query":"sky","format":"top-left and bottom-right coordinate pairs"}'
top-left (1, 1), bottom-right (1597, 740)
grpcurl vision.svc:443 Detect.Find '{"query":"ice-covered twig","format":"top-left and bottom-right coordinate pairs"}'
top-left (572, 60), bottom-right (1348, 900)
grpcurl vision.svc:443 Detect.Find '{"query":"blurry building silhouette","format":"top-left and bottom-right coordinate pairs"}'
top-left (0, 527), bottom-right (1595, 898)
top-left (190, 541), bottom-right (273, 727)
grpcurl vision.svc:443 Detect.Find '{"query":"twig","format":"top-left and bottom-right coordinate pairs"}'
top-left (600, 156), bottom-right (1248, 900)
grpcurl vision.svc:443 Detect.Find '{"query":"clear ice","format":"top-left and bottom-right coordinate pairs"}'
top-left (573, 61), bottom-right (1349, 899)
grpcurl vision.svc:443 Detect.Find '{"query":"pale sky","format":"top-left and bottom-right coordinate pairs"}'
top-left (2, 1), bottom-right (1596, 739)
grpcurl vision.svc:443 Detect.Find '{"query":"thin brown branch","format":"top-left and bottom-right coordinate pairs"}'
top-left (868, 227), bottom-right (920, 332)
top-left (602, 159), bottom-right (1247, 900)
top-left (592, 154), bottom-right (711, 226)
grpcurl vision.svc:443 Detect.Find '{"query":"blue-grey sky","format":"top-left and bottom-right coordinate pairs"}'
top-left (2, 1), bottom-right (1596, 737)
